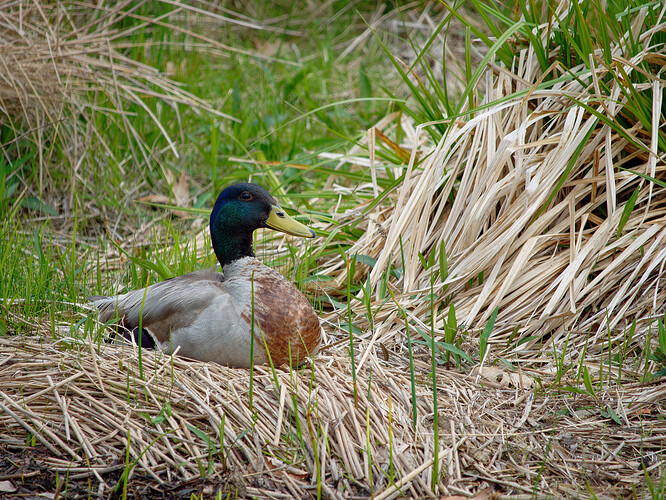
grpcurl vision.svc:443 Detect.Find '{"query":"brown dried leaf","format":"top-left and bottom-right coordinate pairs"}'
top-left (171, 170), bottom-right (190, 208)
top-left (138, 194), bottom-right (170, 204)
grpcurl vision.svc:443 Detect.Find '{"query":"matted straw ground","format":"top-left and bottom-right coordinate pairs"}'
top-left (2, 1), bottom-right (666, 499)
top-left (0, 328), bottom-right (664, 499)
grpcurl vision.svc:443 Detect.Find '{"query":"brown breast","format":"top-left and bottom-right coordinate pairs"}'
top-left (242, 267), bottom-right (320, 366)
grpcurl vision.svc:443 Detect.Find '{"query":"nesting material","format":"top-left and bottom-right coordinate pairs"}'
top-left (0, 332), bottom-right (663, 498)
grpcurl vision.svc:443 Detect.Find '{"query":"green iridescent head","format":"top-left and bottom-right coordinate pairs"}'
top-left (209, 183), bottom-right (314, 266)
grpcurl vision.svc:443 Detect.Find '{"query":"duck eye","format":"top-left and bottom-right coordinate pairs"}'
top-left (240, 192), bottom-right (253, 201)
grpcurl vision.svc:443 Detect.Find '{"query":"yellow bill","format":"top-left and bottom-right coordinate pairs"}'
top-left (264, 205), bottom-right (315, 238)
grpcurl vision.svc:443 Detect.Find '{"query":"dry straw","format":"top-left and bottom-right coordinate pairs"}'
top-left (0, 329), bottom-right (663, 498)
top-left (318, 8), bottom-right (666, 367)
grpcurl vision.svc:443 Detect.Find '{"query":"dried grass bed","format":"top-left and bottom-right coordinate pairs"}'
top-left (0, 333), bottom-right (663, 499)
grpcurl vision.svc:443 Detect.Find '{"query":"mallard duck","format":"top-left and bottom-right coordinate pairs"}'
top-left (90, 183), bottom-right (320, 368)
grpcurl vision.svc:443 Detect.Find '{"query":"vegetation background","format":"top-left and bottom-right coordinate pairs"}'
top-left (0, 0), bottom-right (665, 498)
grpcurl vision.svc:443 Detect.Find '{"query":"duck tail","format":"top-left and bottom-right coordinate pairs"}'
top-left (115, 326), bottom-right (157, 349)
top-left (89, 296), bottom-right (157, 350)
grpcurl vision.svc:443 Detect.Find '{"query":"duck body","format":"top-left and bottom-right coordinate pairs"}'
top-left (91, 183), bottom-right (320, 368)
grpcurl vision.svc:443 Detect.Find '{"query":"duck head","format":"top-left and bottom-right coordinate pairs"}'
top-left (210, 183), bottom-right (315, 267)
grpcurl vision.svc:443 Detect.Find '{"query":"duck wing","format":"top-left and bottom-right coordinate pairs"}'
top-left (90, 268), bottom-right (226, 344)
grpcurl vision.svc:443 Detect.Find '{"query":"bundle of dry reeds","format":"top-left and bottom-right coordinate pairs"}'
top-left (316, 8), bottom-right (666, 367)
